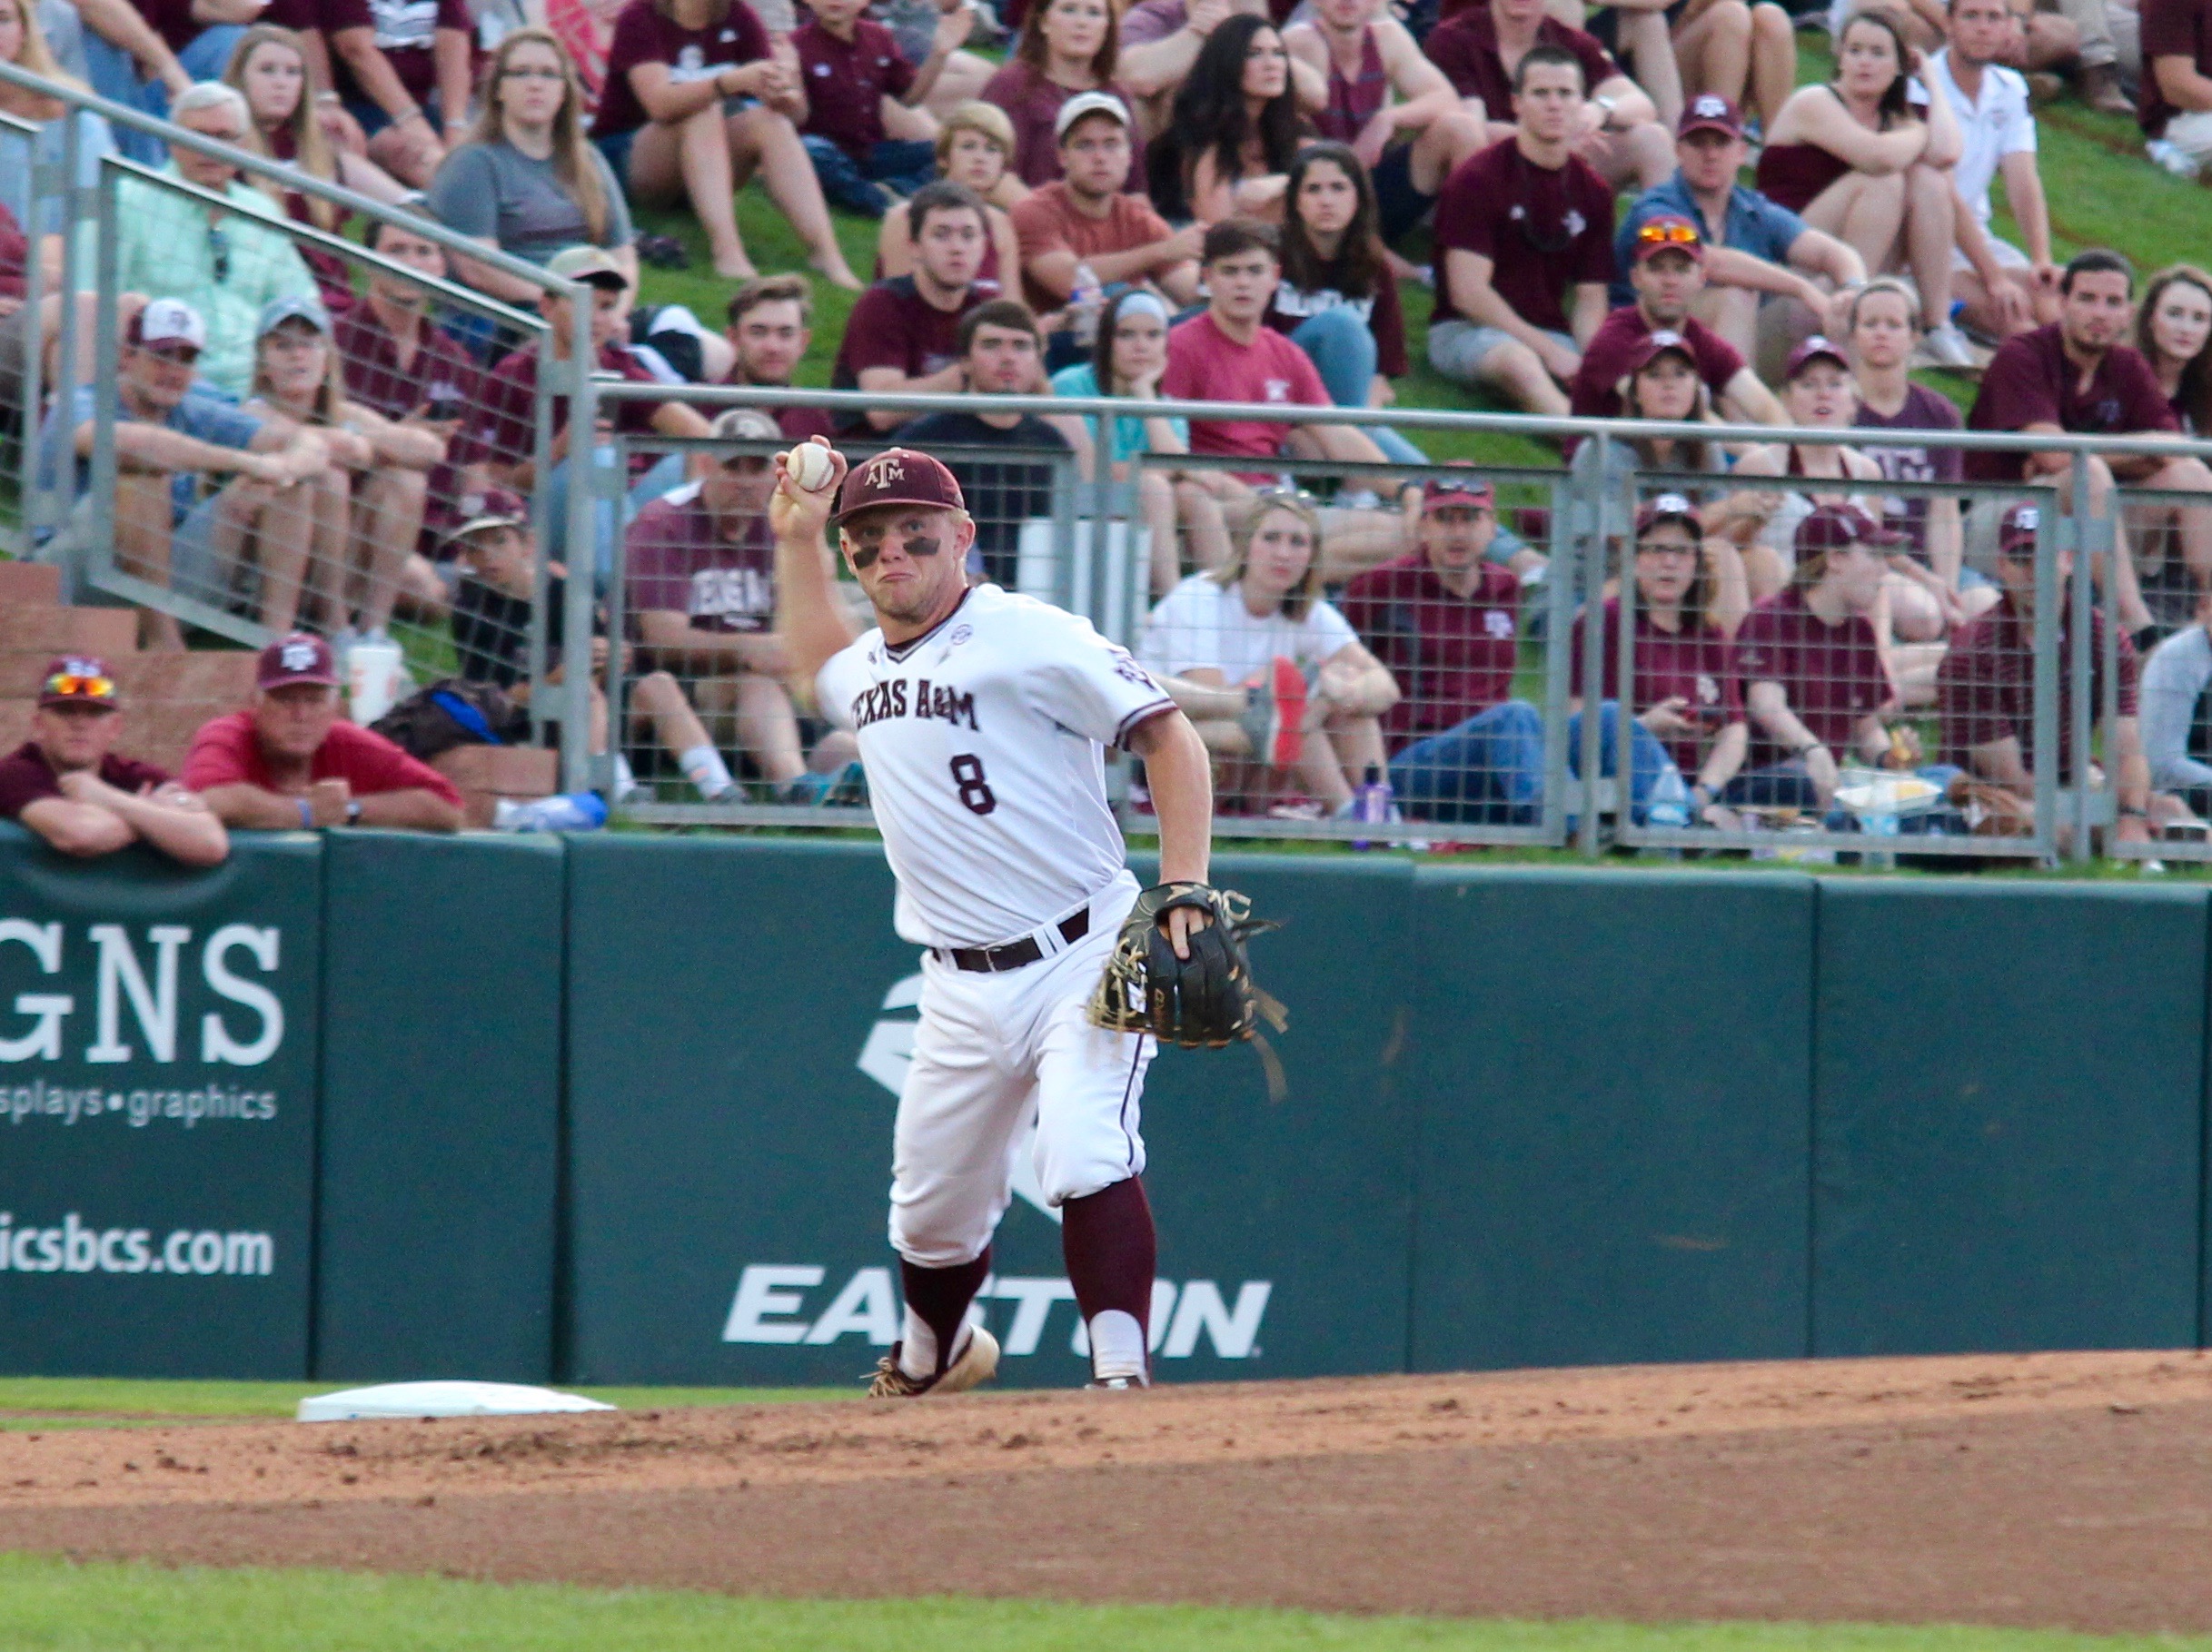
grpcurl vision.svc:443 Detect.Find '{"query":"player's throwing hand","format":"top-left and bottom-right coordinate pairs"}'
top-left (769, 437), bottom-right (848, 547)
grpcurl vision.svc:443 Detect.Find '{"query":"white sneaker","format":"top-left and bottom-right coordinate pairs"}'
top-left (2149, 138), bottom-right (2203, 178)
top-left (1921, 322), bottom-right (1979, 368)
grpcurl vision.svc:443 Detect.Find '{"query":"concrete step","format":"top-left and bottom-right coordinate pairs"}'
top-left (0, 605), bottom-right (137, 655)
top-left (0, 698), bottom-right (210, 776)
top-left (0, 649), bottom-right (253, 706)
top-left (0, 561), bottom-right (62, 604)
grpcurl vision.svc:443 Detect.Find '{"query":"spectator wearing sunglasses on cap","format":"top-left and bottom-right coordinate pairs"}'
top-left (184, 633), bottom-right (463, 833)
top-left (624, 411), bottom-right (862, 803)
top-left (38, 298), bottom-right (332, 653)
top-left (1570, 213), bottom-right (1786, 428)
top-left (0, 657), bottom-right (229, 866)
top-left (110, 83), bottom-right (317, 401)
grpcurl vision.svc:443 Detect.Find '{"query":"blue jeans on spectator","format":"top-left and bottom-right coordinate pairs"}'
top-left (1389, 699), bottom-right (1687, 826)
top-left (175, 25), bottom-right (246, 85)
top-left (543, 446), bottom-right (689, 582)
top-left (800, 135), bottom-right (937, 218)
top-left (79, 32), bottom-right (167, 163)
top-left (1286, 305), bottom-right (1428, 467)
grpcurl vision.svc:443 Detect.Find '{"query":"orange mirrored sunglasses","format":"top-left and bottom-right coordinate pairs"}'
top-left (1635, 221), bottom-right (1701, 246)
top-left (45, 672), bottom-right (116, 700)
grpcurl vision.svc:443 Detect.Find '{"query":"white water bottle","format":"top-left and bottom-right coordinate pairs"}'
top-left (346, 637), bottom-right (403, 725)
top-left (1071, 262), bottom-right (1104, 348)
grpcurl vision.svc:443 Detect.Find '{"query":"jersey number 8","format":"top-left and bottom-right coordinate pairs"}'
top-left (948, 754), bottom-right (997, 816)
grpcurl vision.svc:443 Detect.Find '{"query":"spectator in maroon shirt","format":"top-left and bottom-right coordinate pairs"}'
top-left (1427, 46), bottom-right (1615, 417)
top-left (981, 0), bottom-right (1147, 191)
top-left (793, 0), bottom-right (967, 215)
top-left (0, 657), bottom-right (228, 866)
top-left (1569, 214), bottom-right (1784, 425)
top-left (1569, 494), bottom-right (1751, 827)
top-left (471, 244), bottom-right (712, 569)
top-left (1966, 250), bottom-right (2212, 637)
top-left (719, 274), bottom-right (834, 445)
top-left (1937, 500), bottom-right (2157, 846)
top-left (319, 0), bottom-right (472, 187)
top-left (878, 102), bottom-right (1026, 288)
top-left (625, 409), bottom-right (860, 800)
top-left (1733, 502), bottom-right (1909, 809)
top-left (590, 0), bottom-right (860, 289)
top-left (2140, 0), bottom-right (2212, 172)
top-left (831, 179), bottom-right (1000, 432)
top-left (184, 633), bottom-right (463, 832)
top-left (1423, 0), bottom-right (1671, 194)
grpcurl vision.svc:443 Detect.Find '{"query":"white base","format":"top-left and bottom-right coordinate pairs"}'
top-left (295, 1380), bottom-right (617, 1422)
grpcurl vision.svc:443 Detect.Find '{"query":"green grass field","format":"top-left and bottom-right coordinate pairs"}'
top-left (0, 1558), bottom-right (2207, 1652)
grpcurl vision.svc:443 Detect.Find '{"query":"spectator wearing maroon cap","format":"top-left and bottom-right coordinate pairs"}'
top-left (1937, 502), bottom-right (2157, 844)
top-left (1614, 95), bottom-right (1865, 361)
top-left (1966, 250), bottom-right (2212, 637)
top-left (1569, 495), bottom-right (1751, 827)
top-left (184, 633), bottom-right (462, 832)
top-left (1424, 0), bottom-right (1671, 195)
top-left (0, 658), bottom-right (228, 865)
top-left (792, 0), bottom-right (963, 215)
top-left (832, 181), bottom-right (1002, 435)
top-left (627, 411), bottom-right (863, 801)
top-left (472, 246), bottom-right (712, 572)
top-left (1732, 502), bottom-right (1913, 810)
top-left (1570, 213), bottom-right (1785, 426)
top-left (1426, 47), bottom-right (1616, 418)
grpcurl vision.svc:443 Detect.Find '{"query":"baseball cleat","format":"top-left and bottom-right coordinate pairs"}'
top-left (1240, 656), bottom-right (1309, 768)
top-left (1086, 1373), bottom-right (1150, 1390)
top-left (865, 1326), bottom-right (1001, 1398)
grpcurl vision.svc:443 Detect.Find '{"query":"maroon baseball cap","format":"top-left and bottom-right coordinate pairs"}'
top-left (1784, 334), bottom-right (1851, 381)
top-left (1795, 501), bottom-right (1900, 558)
top-left (257, 632), bottom-right (340, 690)
top-left (834, 447), bottom-right (966, 525)
top-left (1628, 327), bottom-right (1700, 375)
top-left (1422, 469), bottom-right (1496, 513)
top-left (37, 655), bottom-right (119, 710)
top-left (1630, 214), bottom-right (1704, 265)
top-left (1678, 93), bottom-right (1743, 139)
top-left (1998, 500), bottom-right (2044, 557)
top-left (1635, 493), bottom-right (1701, 537)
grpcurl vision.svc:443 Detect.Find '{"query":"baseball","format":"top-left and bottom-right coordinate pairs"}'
top-left (787, 441), bottom-right (836, 494)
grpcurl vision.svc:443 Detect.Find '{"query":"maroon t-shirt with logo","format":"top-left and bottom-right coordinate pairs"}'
top-left (1569, 306), bottom-right (1742, 419)
top-left (322, 0), bottom-right (474, 109)
top-left (1432, 138), bottom-right (1615, 334)
top-left (1936, 592), bottom-right (2138, 773)
top-left (624, 484), bottom-right (777, 633)
top-left (1338, 555), bottom-right (1523, 745)
top-left (1853, 383), bottom-right (1962, 558)
top-left (1731, 587), bottom-right (1892, 767)
top-left (474, 341), bottom-right (670, 479)
top-left (1567, 597), bottom-right (1742, 774)
top-left (335, 303), bottom-right (482, 538)
top-left (0, 743), bottom-right (170, 820)
top-left (1424, 7), bottom-right (1618, 118)
top-left (591, 0), bottom-right (772, 139)
top-left (792, 16), bottom-right (915, 158)
top-left (2138, 0), bottom-right (2212, 137)
top-left (828, 275), bottom-right (997, 430)
top-left (1965, 323), bottom-right (2177, 481)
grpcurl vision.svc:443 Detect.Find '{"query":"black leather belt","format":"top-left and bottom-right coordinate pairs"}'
top-left (937, 907), bottom-right (1090, 973)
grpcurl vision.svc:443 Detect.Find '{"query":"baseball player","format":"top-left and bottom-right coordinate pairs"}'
top-left (769, 439), bottom-right (1219, 1393)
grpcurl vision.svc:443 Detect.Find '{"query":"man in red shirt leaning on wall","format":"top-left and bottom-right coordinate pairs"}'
top-left (184, 634), bottom-right (462, 833)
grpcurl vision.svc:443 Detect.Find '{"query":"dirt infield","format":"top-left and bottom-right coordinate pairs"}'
top-left (4, 1350), bottom-right (2212, 1629)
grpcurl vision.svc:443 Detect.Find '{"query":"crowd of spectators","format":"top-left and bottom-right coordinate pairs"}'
top-left (0, 0), bottom-right (2208, 852)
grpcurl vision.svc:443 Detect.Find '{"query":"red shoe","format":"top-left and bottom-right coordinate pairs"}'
top-left (1241, 656), bottom-right (1308, 767)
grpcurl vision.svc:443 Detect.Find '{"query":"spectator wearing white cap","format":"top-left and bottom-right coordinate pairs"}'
top-left (39, 298), bottom-right (331, 651)
top-left (624, 410), bottom-right (862, 801)
top-left (183, 632), bottom-right (464, 832)
top-left (110, 82), bottom-right (318, 400)
top-left (243, 294), bottom-right (449, 646)
top-left (1009, 92), bottom-right (1202, 321)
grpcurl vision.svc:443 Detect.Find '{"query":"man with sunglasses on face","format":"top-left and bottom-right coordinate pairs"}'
top-left (111, 82), bottom-right (317, 401)
top-left (0, 658), bottom-right (229, 866)
top-left (625, 410), bottom-right (859, 802)
top-left (1570, 214), bottom-right (1786, 424)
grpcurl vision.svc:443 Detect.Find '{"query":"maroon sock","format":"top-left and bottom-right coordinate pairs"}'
top-left (898, 1250), bottom-right (991, 1376)
top-left (1061, 1176), bottom-right (1156, 1341)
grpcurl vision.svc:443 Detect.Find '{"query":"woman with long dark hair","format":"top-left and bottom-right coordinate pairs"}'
top-left (980, 0), bottom-right (1144, 189)
top-left (2139, 264), bottom-right (2212, 436)
top-left (1147, 14), bottom-right (1304, 223)
top-left (1756, 9), bottom-right (1970, 363)
top-left (1267, 141), bottom-right (1422, 463)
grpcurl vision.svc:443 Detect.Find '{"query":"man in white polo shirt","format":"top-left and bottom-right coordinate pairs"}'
top-left (1927, 0), bottom-right (2058, 341)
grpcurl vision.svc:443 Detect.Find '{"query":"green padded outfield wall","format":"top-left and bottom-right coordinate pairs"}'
top-left (561, 837), bottom-right (1416, 1386)
top-left (1811, 881), bottom-right (2207, 1355)
top-left (313, 832), bottom-right (564, 1381)
top-left (0, 826), bottom-right (321, 1377)
top-left (1407, 867), bottom-right (1816, 1371)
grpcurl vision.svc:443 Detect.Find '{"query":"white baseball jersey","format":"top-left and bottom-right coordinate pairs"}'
top-left (817, 583), bottom-right (1175, 951)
